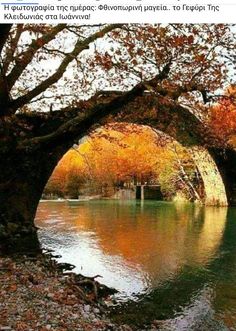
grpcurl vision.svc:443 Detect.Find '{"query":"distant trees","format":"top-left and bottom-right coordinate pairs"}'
top-left (45, 124), bottom-right (202, 201)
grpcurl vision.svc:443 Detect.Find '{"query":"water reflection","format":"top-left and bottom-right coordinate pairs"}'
top-left (35, 200), bottom-right (236, 329)
top-left (36, 201), bottom-right (226, 295)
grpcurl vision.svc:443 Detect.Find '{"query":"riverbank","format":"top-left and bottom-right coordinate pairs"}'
top-left (0, 252), bottom-right (140, 331)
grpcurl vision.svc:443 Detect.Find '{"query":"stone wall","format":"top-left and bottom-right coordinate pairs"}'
top-left (190, 146), bottom-right (228, 206)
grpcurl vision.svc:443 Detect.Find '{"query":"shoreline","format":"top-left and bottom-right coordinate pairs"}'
top-left (0, 251), bottom-right (137, 331)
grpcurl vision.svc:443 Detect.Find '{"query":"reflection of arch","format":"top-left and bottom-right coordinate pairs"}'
top-left (192, 206), bottom-right (228, 264)
top-left (106, 204), bottom-right (228, 327)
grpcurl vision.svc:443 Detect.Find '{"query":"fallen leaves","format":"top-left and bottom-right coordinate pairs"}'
top-left (0, 254), bottom-right (127, 331)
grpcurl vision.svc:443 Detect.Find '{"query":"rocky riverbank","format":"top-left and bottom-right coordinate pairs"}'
top-left (0, 252), bottom-right (135, 331)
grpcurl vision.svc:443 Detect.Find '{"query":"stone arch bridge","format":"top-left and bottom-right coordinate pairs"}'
top-left (113, 94), bottom-right (236, 207)
top-left (1, 91), bottom-right (236, 249)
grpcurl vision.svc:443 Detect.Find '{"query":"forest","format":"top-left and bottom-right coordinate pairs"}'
top-left (44, 124), bottom-right (201, 201)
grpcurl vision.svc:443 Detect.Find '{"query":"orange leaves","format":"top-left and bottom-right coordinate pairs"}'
top-left (172, 35), bottom-right (186, 47)
top-left (161, 32), bottom-right (193, 49)
top-left (46, 123), bottom-right (189, 196)
top-left (3, 23), bottom-right (233, 116)
top-left (209, 86), bottom-right (236, 147)
top-left (195, 54), bottom-right (205, 62)
top-left (94, 51), bottom-right (113, 71)
top-left (24, 310), bottom-right (36, 321)
top-left (15, 322), bottom-right (29, 331)
top-left (187, 35), bottom-right (194, 44)
top-left (9, 284), bottom-right (17, 292)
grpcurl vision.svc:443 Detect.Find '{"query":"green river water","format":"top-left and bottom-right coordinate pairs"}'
top-left (35, 200), bottom-right (236, 330)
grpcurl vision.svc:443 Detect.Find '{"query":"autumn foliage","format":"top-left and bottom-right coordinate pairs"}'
top-left (209, 86), bottom-right (236, 147)
top-left (44, 124), bottom-right (201, 200)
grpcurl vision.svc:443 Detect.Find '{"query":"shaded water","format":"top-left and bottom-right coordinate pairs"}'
top-left (35, 200), bottom-right (236, 330)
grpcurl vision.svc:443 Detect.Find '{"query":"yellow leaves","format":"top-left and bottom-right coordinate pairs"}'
top-left (47, 124), bottom-right (193, 193)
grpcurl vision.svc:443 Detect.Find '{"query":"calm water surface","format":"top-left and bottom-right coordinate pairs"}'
top-left (35, 200), bottom-right (236, 330)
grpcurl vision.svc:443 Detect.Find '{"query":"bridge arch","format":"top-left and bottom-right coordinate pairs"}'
top-left (47, 121), bottom-right (228, 207)
top-left (0, 94), bottom-right (234, 250)
top-left (112, 94), bottom-right (229, 206)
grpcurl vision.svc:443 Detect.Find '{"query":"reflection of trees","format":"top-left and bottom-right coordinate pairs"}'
top-left (109, 206), bottom-right (229, 327)
top-left (36, 202), bottom-right (236, 327)
top-left (36, 201), bottom-right (226, 281)
top-left (112, 208), bottom-right (235, 327)
top-left (66, 202), bottom-right (225, 280)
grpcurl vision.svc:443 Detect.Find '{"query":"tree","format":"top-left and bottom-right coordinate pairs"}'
top-left (46, 124), bottom-right (201, 200)
top-left (158, 143), bottom-right (202, 201)
top-left (0, 24), bottom-right (235, 249)
top-left (209, 86), bottom-right (236, 147)
top-left (43, 148), bottom-right (87, 197)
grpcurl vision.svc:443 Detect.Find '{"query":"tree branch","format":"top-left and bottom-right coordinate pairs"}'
top-left (6, 24), bottom-right (67, 91)
top-left (17, 65), bottom-right (172, 149)
top-left (3, 24), bottom-right (24, 73)
top-left (17, 83), bottom-right (144, 149)
top-left (0, 24), bottom-right (12, 55)
top-left (9, 24), bottom-right (123, 114)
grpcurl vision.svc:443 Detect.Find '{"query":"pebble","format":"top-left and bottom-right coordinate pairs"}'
top-left (47, 293), bottom-right (54, 298)
top-left (84, 304), bottom-right (91, 312)
top-left (0, 255), bottom-right (140, 331)
top-left (93, 307), bottom-right (100, 314)
top-left (81, 312), bottom-right (89, 319)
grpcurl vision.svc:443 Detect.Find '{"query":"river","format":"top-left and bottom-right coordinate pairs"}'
top-left (35, 200), bottom-right (236, 330)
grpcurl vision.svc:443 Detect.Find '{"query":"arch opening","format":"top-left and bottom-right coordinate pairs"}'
top-left (42, 123), bottom-right (228, 207)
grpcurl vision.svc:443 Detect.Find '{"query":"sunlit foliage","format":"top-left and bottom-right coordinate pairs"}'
top-left (45, 124), bottom-right (201, 200)
top-left (209, 86), bottom-right (236, 147)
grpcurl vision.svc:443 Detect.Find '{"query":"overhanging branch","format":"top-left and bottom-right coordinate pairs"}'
top-left (0, 24), bottom-right (12, 55)
top-left (17, 82), bottom-right (144, 149)
top-left (9, 24), bottom-right (123, 114)
top-left (17, 65), bottom-right (172, 149)
top-left (6, 24), bottom-right (67, 91)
